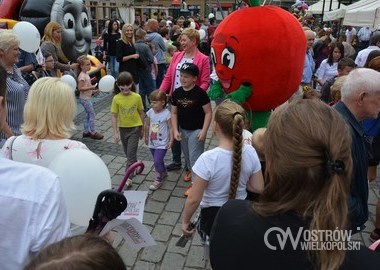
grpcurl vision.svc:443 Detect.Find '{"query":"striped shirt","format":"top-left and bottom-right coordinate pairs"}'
top-left (0, 65), bottom-right (29, 140)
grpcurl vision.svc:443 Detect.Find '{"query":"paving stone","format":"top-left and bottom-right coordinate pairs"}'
top-left (108, 161), bottom-right (124, 170)
top-left (151, 224), bottom-right (173, 241)
top-left (361, 232), bottom-right (373, 247)
top-left (172, 223), bottom-right (183, 237)
top-left (143, 212), bottom-right (159, 226)
top-left (133, 175), bottom-right (147, 185)
top-left (145, 224), bottom-right (154, 234)
top-left (185, 246), bottom-right (206, 268)
top-left (165, 197), bottom-right (186, 212)
top-left (101, 154), bottom-right (116, 164)
top-left (118, 244), bottom-right (139, 267)
top-left (150, 189), bottom-right (172, 202)
top-left (145, 201), bottom-right (166, 214)
top-left (158, 212), bottom-right (180, 226)
top-left (133, 261), bottom-right (156, 270)
top-left (160, 181), bottom-right (176, 191)
top-left (160, 252), bottom-right (186, 270)
top-left (140, 242), bottom-right (167, 263)
top-left (171, 187), bottom-right (187, 198)
top-left (190, 233), bottom-right (203, 246)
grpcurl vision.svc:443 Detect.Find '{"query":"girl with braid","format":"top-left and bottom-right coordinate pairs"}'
top-left (181, 100), bottom-right (264, 243)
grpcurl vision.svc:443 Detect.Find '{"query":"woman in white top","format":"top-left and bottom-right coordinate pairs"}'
top-left (181, 100), bottom-right (264, 239)
top-left (316, 42), bottom-right (344, 91)
top-left (2, 77), bottom-right (88, 167)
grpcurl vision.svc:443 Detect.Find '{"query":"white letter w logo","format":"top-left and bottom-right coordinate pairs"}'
top-left (264, 227), bottom-right (303, 250)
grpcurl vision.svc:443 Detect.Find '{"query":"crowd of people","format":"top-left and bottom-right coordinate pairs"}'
top-left (2, 7), bottom-right (380, 270)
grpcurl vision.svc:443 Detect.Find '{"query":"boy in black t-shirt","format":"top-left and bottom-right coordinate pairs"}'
top-left (171, 63), bottom-right (212, 196)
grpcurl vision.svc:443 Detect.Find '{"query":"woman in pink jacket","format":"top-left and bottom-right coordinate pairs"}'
top-left (159, 28), bottom-right (210, 196)
top-left (160, 28), bottom-right (210, 95)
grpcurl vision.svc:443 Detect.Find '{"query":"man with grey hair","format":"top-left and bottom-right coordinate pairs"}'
top-left (334, 68), bottom-right (380, 233)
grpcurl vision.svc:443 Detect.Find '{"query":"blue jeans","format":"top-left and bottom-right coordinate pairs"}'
top-left (79, 99), bottom-right (96, 133)
top-left (139, 71), bottom-right (156, 111)
top-left (109, 55), bottom-right (119, 78)
top-left (156, 63), bottom-right (166, 88)
top-left (179, 128), bottom-right (205, 177)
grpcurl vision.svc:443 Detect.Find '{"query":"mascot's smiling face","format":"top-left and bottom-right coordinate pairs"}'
top-left (211, 6), bottom-right (306, 111)
top-left (51, 0), bottom-right (92, 61)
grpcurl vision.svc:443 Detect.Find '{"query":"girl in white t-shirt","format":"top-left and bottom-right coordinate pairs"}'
top-left (145, 90), bottom-right (174, 190)
top-left (181, 100), bottom-right (264, 240)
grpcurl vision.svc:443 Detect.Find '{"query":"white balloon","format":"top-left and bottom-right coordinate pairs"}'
top-left (12, 21), bottom-right (41, 53)
top-left (199, 29), bottom-right (206, 40)
top-left (98, 75), bottom-right (115, 93)
top-left (48, 149), bottom-right (112, 227)
top-left (60, 75), bottom-right (77, 92)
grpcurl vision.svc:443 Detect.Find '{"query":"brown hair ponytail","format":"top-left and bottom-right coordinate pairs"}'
top-left (214, 100), bottom-right (246, 200)
top-left (229, 113), bottom-right (244, 199)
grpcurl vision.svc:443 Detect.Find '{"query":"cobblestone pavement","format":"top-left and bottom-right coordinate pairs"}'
top-left (73, 93), bottom-right (379, 270)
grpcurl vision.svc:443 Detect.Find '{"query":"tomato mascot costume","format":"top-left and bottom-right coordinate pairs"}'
top-left (208, 0), bottom-right (306, 130)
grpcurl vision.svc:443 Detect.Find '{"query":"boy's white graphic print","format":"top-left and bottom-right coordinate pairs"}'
top-left (182, 63), bottom-right (191, 70)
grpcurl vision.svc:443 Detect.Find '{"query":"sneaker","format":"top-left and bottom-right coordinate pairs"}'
top-left (184, 185), bottom-right (192, 197)
top-left (91, 132), bottom-right (104, 140)
top-left (369, 228), bottom-right (380, 242)
top-left (166, 162), bottom-right (182, 171)
top-left (183, 170), bottom-right (192, 182)
top-left (83, 131), bottom-right (91, 138)
top-left (149, 180), bottom-right (162, 191)
top-left (161, 171), bottom-right (168, 179)
top-left (124, 178), bottom-right (133, 189)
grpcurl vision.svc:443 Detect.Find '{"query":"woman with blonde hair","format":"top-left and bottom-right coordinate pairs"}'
top-left (0, 30), bottom-right (29, 146)
top-left (116, 23), bottom-right (140, 85)
top-left (40, 22), bottom-right (78, 77)
top-left (210, 100), bottom-right (380, 269)
top-left (1, 77), bottom-right (88, 167)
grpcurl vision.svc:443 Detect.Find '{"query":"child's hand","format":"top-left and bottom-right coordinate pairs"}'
top-left (70, 63), bottom-right (79, 70)
top-left (113, 134), bottom-right (120, 144)
top-left (144, 137), bottom-right (148, 145)
top-left (167, 140), bottom-right (174, 149)
top-left (133, 54), bottom-right (140, 59)
top-left (174, 131), bottom-right (181, 141)
top-left (197, 130), bottom-right (206, 141)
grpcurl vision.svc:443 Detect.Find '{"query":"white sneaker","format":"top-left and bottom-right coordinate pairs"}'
top-left (124, 178), bottom-right (133, 189)
top-left (149, 180), bottom-right (162, 191)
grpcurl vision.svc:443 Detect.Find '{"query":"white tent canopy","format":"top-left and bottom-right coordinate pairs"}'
top-left (324, 0), bottom-right (378, 22)
top-left (308, 0), bottom-right (345, 15)
top-left (343, 1), bottom-right (380, 29)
